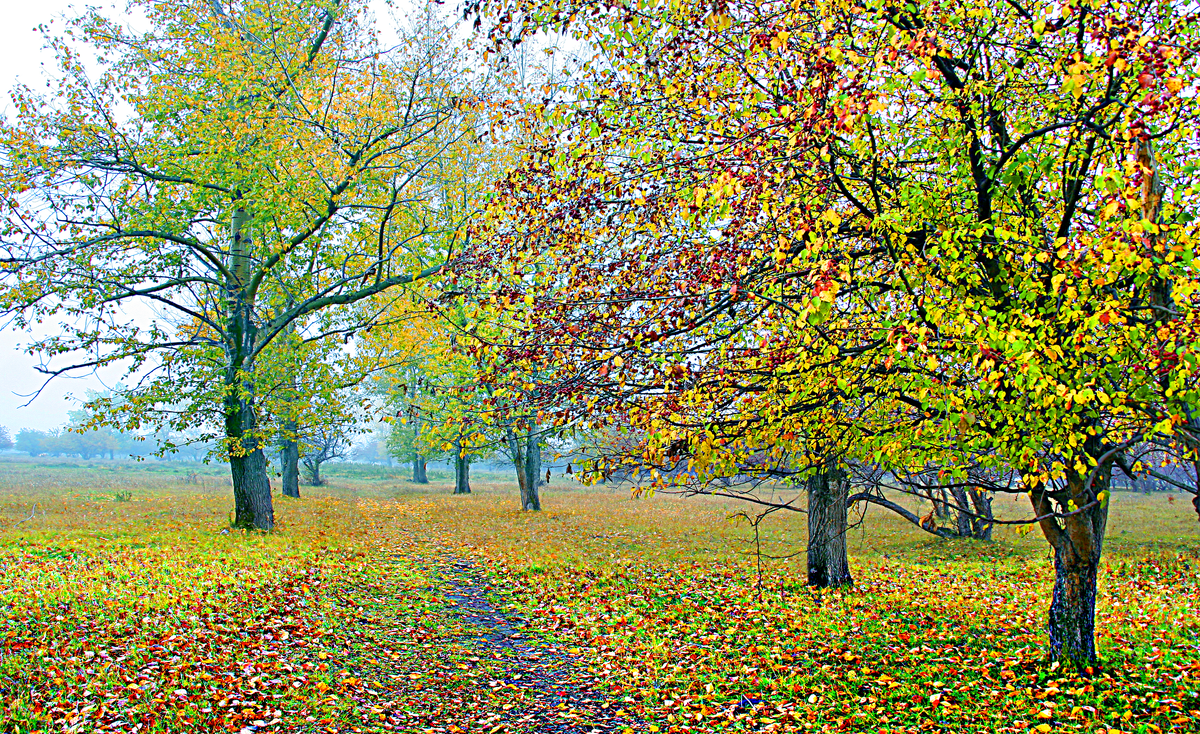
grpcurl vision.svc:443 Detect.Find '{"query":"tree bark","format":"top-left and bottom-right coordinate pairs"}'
top-left (969, 490), bottom-right (994, 540)
top-left (305, 457), bottom-right (324, 486)
top-left (453, 437), bottom-right (471, 494)
top-left (949, 486), bottom-right (974, 537)
top-left (506, 425), bottom-right (541, 510)
top-left (281, 424), bottom-right (300, 498)
top-left (226, 400), bottom-right (274, 531)
top-left (1031, 449), bottom-right (1111, 670)
top-left (521, 429), bottom-right (542, 511)
top-left (224, 205), bottom-right (274, 531)
top-left (1047, 536), bottom-right (1100, 668)
top-left (806, 459), bottom-right (851, 588)
top-left (933, 487), bottom-right (952, 521)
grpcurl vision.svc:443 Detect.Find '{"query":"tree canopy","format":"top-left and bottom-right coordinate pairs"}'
top-left (462, 0), bottom-right (1200, 667)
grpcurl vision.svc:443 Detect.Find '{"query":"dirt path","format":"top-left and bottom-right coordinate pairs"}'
top-left (431, 555), bottom-right (639, 734)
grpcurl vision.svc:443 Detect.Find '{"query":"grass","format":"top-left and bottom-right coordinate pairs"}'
top-left (0, 456), bottom-right (1197, 733)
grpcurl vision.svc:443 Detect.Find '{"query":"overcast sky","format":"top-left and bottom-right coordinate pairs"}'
top-left (0, 0), bottom-right (111, 433)
top-left (0, 0), bottom-right (439, 434)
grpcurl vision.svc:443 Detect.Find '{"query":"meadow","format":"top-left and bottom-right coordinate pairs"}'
top-left (0, 456), bottom-right (1197, 734)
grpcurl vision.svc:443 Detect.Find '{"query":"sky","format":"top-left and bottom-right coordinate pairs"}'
top-left (0, 0), bottom-right (112, 432)
top-left (0, 0), bottom-right (439, 434)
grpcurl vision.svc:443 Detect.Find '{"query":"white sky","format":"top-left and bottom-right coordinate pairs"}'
top-left (0, 0), bottom-right (442, 434)
top-left (0, 0), bottom-right (111, 432)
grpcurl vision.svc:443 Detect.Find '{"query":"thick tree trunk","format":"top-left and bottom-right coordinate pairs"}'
top-left (231, 448), bottom-right (273, 529)
top-left (949, 486), bottom-right (974, 537)
top-left (1047, 538), bottom-right (1100, 667)
top-left (806, 459), bottom-right (851, 588)
top-left (1031, 448), bottom-right (1110, 670)
top-left (281, 425), bottom-right (300, 498)
top-left (226, 401), bottom-right (274, 531)
top-left (224, 205), bottom-right (274, 531)
top-left (453, 438), bottom-right (471, 495)
top-left (506, 426), bottom-right (541, 510)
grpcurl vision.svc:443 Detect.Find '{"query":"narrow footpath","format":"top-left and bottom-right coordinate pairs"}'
top-left (431, 555), bottom-right (639, 734)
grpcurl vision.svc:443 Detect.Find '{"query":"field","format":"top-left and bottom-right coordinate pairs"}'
top-left (0, 456), bottom-right (1197, 734)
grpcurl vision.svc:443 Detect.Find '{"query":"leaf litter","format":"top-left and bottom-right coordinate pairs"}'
top-left (1, 486), bottom-right (1197, 734)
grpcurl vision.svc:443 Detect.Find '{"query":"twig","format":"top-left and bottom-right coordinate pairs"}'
top-left (13, 503), bottom-right (39, 527)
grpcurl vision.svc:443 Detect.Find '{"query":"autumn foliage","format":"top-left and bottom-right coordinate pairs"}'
top-left (463, 0), bottom-right (1200, 668)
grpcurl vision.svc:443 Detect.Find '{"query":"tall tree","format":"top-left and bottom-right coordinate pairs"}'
top-left (467, 0), bottom-right (1200, 667)
top-left (0, 0), bottom-right (481, 529)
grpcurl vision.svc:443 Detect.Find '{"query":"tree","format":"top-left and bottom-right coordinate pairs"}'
top-left (850, 463), bottom-right (1004, 542)
top-left (0, 0), bottom-right (481, 530)
top-left (468, 0), bottom-right (1200, 667)
top-left (301, 422), bottom-right (353, 487)
top-left (364, 288), bottom-right (501, 495)
top-left (807, 0), bottom-right (1200, 668)
top-left (388, 412), bottom-right (435, 483)
top-left (466, 0), bottom-right (873, 569)
top-left (15, 429), bottom-right (48, 457)
top-left (0, 426), bottom-right (11, 451)
top-left (260, 324), bottom-right (365, 498)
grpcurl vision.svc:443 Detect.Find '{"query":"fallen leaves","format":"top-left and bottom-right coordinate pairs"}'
top-left (3, 474), bottom-right (1198, 734)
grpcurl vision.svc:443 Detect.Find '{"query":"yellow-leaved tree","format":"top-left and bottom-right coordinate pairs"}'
top-left (0, 0), bottom-right (485, 529)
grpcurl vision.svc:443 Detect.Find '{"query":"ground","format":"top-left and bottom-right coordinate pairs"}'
top-left (0, 456), bottom-right (1197, 734)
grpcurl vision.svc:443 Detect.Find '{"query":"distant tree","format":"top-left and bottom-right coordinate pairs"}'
top-left (15, 429), bottom-right (47, 457)
top-left (350, 434), bottom-right (392, 466)
top-left (302, 423), bottom-right (355, 487)
top-left (0, 426), bottom-right (12, 451)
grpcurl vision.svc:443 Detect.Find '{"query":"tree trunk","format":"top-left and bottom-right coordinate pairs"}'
top-left (306, 458), bottom-right (324, 486)
top-left (410, 414), bottom-right (429, 483)
top-left (1031, 449), bottom-right (1111, 670)
top-left (281, 426), bottom-right (300, 498)
top-left (230, 447), bottom-right (273, 529)
top-left (969, 490), bottom-right (994, 540)
top-left (506, 426), bottom-right (541, 511)
top-left (806, 458), bottom-right (851, 588)
top-left (1047, 536), bottom-right (1100, 668)
top-left (224, 204), bottom-right (274, 531)
top-left (453, 438), bottom-right (471, 494)
top-left (224, 371), bottom-right (274, 530)
top-left (226, 401), bottom-right (274, 531)
top-left (521, 429), bottom-right (542, 511)
top-left (949, 486), bottom-right (974, 537)
top-left (933, 487), bottom-right (952, 521)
